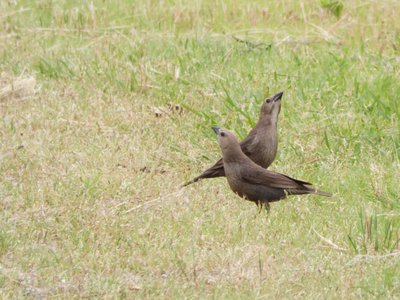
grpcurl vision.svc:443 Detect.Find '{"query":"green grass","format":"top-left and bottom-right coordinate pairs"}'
top-left (1, 0), bottom-right (399, 298)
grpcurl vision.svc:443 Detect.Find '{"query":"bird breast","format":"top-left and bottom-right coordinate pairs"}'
top-left (223, 163), bottom-right (243, 193)
top-left (251, 132), bottom-right (277, 168)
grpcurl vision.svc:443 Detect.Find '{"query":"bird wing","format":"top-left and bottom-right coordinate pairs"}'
top-left (280, 174), bottom-right (312, 186)
top-left (239, 130), bottom-right (257, 156)
top-left (240, 166), bottom-right (308, 189)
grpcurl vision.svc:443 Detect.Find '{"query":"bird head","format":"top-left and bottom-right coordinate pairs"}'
top-left (212, 126), bottom-right (241, 153)
top-left (260, 91), bottom-right (283, 121)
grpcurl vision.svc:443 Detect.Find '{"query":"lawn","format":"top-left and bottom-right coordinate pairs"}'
top-left (1, 0), bottom-right (399, 298)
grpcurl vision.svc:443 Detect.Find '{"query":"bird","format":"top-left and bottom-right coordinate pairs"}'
top-left (212, 126), bottom-right (331, 211)
top-left (183, 91), bottom-right (283, 187)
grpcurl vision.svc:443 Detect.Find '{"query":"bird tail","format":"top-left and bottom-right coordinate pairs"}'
top-left (182, 171), bottom-right (223, 187)
top-left (182, 164), bottom-right (225, 187)
top-left (182, 176), bottom-right (200, 187)
top-left (288, 187), bottom-right (332, 197)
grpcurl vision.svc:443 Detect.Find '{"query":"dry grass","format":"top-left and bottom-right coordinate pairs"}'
top-left (1, 0), bottom-right (399, 298)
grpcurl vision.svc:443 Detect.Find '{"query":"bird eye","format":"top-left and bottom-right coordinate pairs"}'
top-left (266, 99), bottom-right (271, 103)
top-left (220, 132), bottom-right (225, 137)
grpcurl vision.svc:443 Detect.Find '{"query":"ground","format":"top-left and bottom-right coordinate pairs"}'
top-left (0, 0), bottom-right (399, 298)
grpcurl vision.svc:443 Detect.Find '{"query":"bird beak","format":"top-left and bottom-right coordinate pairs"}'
top-left (212, 126), bottom-right (220, 135)
top-left (272, 91), bottom-right (283, 102)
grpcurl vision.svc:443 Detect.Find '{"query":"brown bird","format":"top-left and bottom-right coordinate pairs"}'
top-left (212, 126), bottom-right (331, 210)
top-left (184, 91), bottom-right (283, 187)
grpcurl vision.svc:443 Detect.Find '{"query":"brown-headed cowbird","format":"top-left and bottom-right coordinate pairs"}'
top-left (184, 91), bottom-right (283, 186)
top-left (212, 126), bottom-right (331, 210)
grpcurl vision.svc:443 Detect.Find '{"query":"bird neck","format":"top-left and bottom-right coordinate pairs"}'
top-left (222, 144), bottom-right (247, 163)
top-left (258, 115), bottom-right (277, 127)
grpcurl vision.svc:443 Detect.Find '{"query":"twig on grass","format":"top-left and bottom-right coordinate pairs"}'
top-left (312, 228), bottom-right (347, 252)
top-left (122, 188), bottom-right (185, 214)
top-left (232, 35), bottom-right (272, 50)
top-left (0, 8), bottom-right (31, 19)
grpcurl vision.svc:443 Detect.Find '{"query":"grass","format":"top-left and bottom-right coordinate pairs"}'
top-left (1, 0), bottom-right (399, 298)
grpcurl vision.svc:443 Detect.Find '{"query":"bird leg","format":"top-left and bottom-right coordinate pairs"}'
top-left (256, 201), bottom-right (270, 213)
top-left (264, 202), bottom-right (270, 213)
top-left (257, 201), bottom-right (263, 213)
